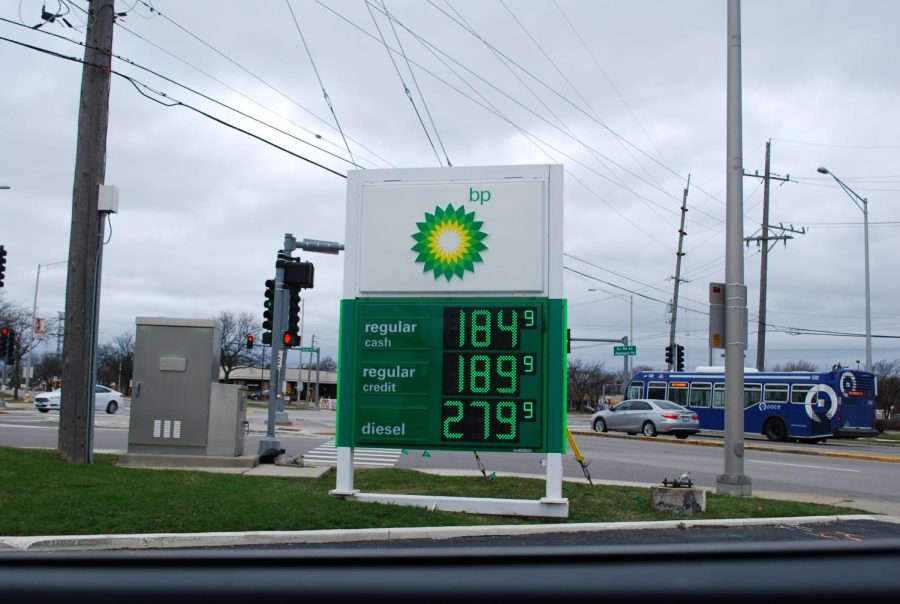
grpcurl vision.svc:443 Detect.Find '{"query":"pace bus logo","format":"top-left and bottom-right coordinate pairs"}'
top-left (411, 203), bottom-right (488, 281)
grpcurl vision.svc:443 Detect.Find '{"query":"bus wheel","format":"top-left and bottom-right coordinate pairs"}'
top-left (764, 418), bottom-right (787, 442)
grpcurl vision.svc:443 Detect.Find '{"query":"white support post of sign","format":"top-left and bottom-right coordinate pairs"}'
top-left (331, 446), bottom-right (356, 496)
top-left (543, 452), bottom-right (564, 502)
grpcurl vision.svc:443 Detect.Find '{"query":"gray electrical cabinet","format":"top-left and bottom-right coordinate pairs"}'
top-left (127, 317), bottom-right (247, 460)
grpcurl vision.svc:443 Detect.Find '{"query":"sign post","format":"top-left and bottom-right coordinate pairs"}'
top-left (332, 165), bottom-right (567, 517)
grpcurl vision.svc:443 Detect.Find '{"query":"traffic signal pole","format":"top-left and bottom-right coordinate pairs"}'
top-left (258, 252), bottom-right (287, 459)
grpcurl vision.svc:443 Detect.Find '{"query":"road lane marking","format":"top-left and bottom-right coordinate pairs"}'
top-left (748, 459), bottom-right (860, 472)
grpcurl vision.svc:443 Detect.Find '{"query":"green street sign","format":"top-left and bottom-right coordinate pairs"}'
top-left (299, 347), bottom-right (317, 352)
top-left (337, 298), bottom-right (567, 453)
top-left (613, 345), bottom-right (637, 356)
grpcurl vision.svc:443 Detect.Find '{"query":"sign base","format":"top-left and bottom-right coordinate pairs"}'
top-left (340, 492), bottom-right (568, 518)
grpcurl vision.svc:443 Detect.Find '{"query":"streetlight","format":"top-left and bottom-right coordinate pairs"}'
top-left (25, 261), bottom-right (67, 391)
top-left (817, 166), bottom-right (872, 372)
top-left (588, 288), bottom-right (634, 375)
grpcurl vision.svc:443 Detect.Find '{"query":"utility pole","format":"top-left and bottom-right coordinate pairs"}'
top-left (717, 0), bottom-right (751, 497)
top-left (58, 0), bottom-right (115, 464)
top-left (743, 140), bottom-right (801, 371)
top-left (668, 174), bottom-right (690, 369)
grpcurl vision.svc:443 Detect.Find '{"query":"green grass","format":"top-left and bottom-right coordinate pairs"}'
top-left (0, 447), bottom-right (861, 537)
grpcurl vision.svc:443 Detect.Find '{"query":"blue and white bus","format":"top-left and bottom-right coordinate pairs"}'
top-left (625, 368), bottom-right (878, 442)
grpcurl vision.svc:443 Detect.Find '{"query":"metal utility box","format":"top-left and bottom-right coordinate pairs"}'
top-left (128, 317), bottom-right (245, 457)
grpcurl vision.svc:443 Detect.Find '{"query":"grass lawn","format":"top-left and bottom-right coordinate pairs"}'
top-left (0, 446), bottom-right (863, 537)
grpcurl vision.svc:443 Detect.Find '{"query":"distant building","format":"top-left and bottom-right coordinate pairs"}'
top-left (220, 366), bottom-right (337, 401)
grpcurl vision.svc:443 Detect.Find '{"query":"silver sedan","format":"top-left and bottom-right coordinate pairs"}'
top-left (590, 398), bottom-right (699, 438)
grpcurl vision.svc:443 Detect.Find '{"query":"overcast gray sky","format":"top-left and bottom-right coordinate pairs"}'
top-left (2, 0), bottom-right (898, 373)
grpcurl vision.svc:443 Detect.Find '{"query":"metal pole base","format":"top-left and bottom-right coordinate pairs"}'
top-left (257, 436), bottom-right (284, 462)
top-left (716, 473), bottom-right (752, 496)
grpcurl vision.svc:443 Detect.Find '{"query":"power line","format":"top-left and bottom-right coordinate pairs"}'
top-left (0, 34), bottom-right (348, 178)
top-left (129, 0), bottom-right (393, 167)
top-left (364, 0), bottom-right (443, 165)
top-left (285, 0), bottom-right (357, 167)
top-left (381, 0), bottom-right (452, 167)
top-left (0, 15), bottom-right (358, 168)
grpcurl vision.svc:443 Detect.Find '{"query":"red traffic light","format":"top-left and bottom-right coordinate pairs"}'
top-left (282, 331), bottom-right (293, 347)
top-left (0, 327), bottom-right (8, 336)
top-left (246, 334), bottom-right (255, 349)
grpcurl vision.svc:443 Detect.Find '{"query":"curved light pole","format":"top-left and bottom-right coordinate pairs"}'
top-left (817, 166), bottom-right (871, 372)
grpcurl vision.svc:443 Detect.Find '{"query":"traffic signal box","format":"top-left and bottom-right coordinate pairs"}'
top-left (0, 327), bottom-right (14, 364)
top-left (0, 245), bottom-right (7, 288)
top-left (676, 344), bottom-right (685, 372)
top-left (262, 279), bottom-right (275, 344)
top-left (665, 344), bottom-right (673, 365)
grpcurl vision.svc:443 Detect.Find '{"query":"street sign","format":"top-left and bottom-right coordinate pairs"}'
top-left (299, 347), bottom-right (317, 353)
top-left (613, 345), bottom-right (637, 356)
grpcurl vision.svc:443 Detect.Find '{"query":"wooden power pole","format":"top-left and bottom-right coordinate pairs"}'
top-left (743, 141), bottom-right (801, 371)
top-left (667, 174), bottom-right (690, 369)
top-left (58, 0), bottom-right (116, 463)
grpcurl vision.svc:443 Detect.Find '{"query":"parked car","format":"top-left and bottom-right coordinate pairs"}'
top-left (591, 398), bottom-right (699, 438)
top-left (32, 385), bottom-right (124, 414)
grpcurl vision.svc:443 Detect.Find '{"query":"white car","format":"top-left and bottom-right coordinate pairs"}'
top-left (33, 385), bottom-right (124, 414)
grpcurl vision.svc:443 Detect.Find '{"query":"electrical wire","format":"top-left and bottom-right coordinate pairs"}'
top-left (0, 34), bottom-right (348, 178)
top-left (364, 0), bottom-right (442, 166)
top-left (285, 0), bottom-right (358, 168)
top-left (381, 0), bottom-right (451, 167)
top-left (0, 15), bottom-right (360, 168)
top-left (129, 0), bottom-right (393, 168)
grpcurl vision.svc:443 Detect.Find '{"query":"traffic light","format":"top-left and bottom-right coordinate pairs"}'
top-left (664, 344), bottom-right (673, 365)
top-left (284, 260), bottom-right (314, 289)
top-left (0, 327), bottom-right (14, 364)
top-left (676, 344), bottom-right (685, 372)
top-left (262, 278), bottom-right (275, 334)
top-left (246, 334), bottom-right (255, 349)
top-left (0, 245), bottom-right (6, 288)
top-left (283, 286), bottom-right (301, 347)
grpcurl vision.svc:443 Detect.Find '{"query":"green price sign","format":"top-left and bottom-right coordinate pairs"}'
top-left (337, 298), bottom-right (566, 453)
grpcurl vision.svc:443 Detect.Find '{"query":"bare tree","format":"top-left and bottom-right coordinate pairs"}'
top-left (568, 359), bottom-right (607, 411)
top-left (216, 310), bottom-right (259, 380)
top-left (310, 355), bottom-right (337, 372)
top-left (0, 294), bottom-right (60, 398)
top-left (772, 360), bottom-right (818, 372)
top-left (97, 331), bottom-right (135, 393)
top-left (873, 359), bottom-right (900, 418)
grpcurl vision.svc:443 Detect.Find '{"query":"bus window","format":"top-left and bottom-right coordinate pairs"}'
top-left (744, 384), bottom-right (762, 408)
top-left (791, 384), bottom-right (816, 404)
top-left (627, 381), bottom-right (644, 399)
top-left (647, 381), bottom-right (667, 400)
top-left (690, 383), bottom-right (712, 408)
top-left (712, 383), bottom-right (725, 408)
top-left (764, 383), bottom-right (789, 403)
top-left (668, 382), bottom-right (688, 406)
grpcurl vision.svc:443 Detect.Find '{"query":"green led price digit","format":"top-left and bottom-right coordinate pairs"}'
top-left (443, 400), bottom-right (464, 439)
top-left (471, 400), bottom-right (491, 439)
top-left (496, 355), bottom-right (517, 394)
top-left (523, 309), bottom-right (535, 328)
top-left (470, 355), bottom-right (490, 393)
top-left (471, 310), bottom-right (491, 347)
top-left (497, 309), bottom-right (518, 347)
top-left (523, 354), bottom-right (534, 374)
top-left (523, 401), bottom-right (534, 420)
top-left (496, 401), bottom-right (517, 440)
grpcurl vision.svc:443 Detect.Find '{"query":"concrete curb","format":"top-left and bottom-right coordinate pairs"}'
top-left (571, 429), bottom-right (900, 463)
top-left (1, 514), bottom-right (895, 552)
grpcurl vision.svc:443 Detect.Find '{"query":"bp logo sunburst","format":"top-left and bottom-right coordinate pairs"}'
top-left (411, 203), bottom-right (488, 281)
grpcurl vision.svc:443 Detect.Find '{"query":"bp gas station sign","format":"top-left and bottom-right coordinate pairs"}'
top-left (333, 164), bottom-right (568, 517)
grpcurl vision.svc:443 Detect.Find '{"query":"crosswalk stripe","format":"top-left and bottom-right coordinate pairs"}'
top-left (302, 439), bottom-right (403, 468)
